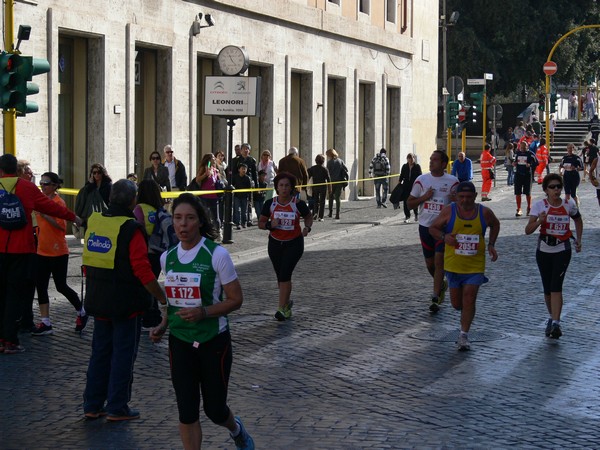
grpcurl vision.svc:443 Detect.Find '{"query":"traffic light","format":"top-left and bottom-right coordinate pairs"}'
top-left (15, 56), bottom-right (50, 116)
top-left (470, 91), bottom-right (483, 111)
top-left (538, 93), bottom-right (545, 112)
top-left (447, 100), bottom-right (460, 127)
top-left (550, 93), bottom-right (557, 113)
top-left (0, 52), bottom-right (24, 109)
top-left (469, 106), bottom-right (478, 123)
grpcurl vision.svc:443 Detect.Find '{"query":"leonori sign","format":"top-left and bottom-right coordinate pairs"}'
top-left (204, 76), bottom-right (262, 117)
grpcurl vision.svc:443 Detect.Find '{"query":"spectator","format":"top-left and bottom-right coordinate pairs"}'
top-left (162, 145), bottom-right (187, 191)
top-left (504, 143), bottom-right (515, 186)
top-left (326, 148), bottom-right (347, 221)
top-left (75, 163), bottom-right (112, 232)
top-left (308, 154), bottom-right (331, 221)
top-left (451, 152), bottom-right (473, 182)
top-left (82, 179), bottom-right (167, 421)
top-left (398, 153), bottom-right (422, 222)
top-left (585, 87), bottom-right (596, 118)
top-left (278, 147), bottom-right (309, 196)
top-left (0, 154), bottom-right (81, 354)
top-left (195, 154), bottom-right (222, 231)
top-left (143, 151), bottom-right (171, 192)
top-left (568, 91), bottom-right (578, 120)
top-left (257, 149), bottom-right (277, 200)
top-left (254, 170), bottom-right (268, 223)
top-left (232, 163), bottom-right (252, 229)
top-left (32, 172), bottom-right (87, 336)
top-left (369, 148), bottom-right (391, 208)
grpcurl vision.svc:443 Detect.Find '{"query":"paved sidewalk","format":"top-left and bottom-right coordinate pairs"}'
top-left (3, 172), bottom-right (600, 449)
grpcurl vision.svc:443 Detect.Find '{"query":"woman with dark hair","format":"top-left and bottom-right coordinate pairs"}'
top-left (195, 153), bottom-right (221, 231)
top-left (74, 163), bottom-right (112, 234)
top-left (134, 179), bottom-right (170, 328)
top-left (308, 154), bottom-right (331, 222)
top-left (525, 173), bottom-right (583, 340)
top-left (150, 193), bottom-right (254, 450)
top-left (258, 172), bottom-right (313, 321)
top-left (32, 172), bottom-right (87, 336)
top-left (143, 151), bottom-right (171, 191)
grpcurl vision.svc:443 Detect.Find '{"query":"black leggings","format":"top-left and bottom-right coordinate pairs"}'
top-left (169, 331), bottom-right (232, 425)
top-left (268, 235), bottom-right (304, 282)
top-left (35, 254), bottom-right (81, 310)
top-left (563, 171), bottom-right (580, 198)
top-left (536, 249), bottom-right (571, 294)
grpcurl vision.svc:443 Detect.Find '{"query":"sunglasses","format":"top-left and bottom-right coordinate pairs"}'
top-left (91, 171), bottom-right (101, 175)
top-left (151, 156), bottom-right (161, 160)
top-left (547, 184), bottom-right (562, 189)
top-left (39, 181), bottom-right (54, 186)
top-left (165, 151), bottom-right (173, 154)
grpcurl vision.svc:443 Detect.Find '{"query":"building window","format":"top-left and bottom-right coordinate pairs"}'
top-left (386, 0), bottom-right (397, 23)
top-left (359, 0), bottom-right (370, 14)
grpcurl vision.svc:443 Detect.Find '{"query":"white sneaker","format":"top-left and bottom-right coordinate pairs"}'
top-left (457, 333), bottom-right (470, 351)
top-left (404, 217), bottom-right (411, 223)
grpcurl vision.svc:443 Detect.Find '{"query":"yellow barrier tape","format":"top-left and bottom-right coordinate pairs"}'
top-left (56, 173), bottom-right (400, 198)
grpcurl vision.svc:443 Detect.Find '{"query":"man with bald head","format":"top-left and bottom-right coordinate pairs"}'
top-left (278, 147), bottom-right (309, 192)
top-left (451, 152), bottom-right (473, 183)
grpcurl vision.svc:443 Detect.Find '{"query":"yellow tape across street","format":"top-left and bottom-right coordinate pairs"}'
top-left (56, 173), bottom-right (400, 198)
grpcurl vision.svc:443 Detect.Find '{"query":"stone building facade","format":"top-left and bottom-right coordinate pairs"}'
top-left (4, 0), bottom-right (438, 198)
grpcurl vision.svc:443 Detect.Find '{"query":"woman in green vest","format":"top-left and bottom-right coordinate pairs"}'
top-left (150, 193), bottom-right (254, 450)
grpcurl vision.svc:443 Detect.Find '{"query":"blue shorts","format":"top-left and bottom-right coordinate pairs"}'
top-left (419, 225), bottom-right (445, 259)
top-left (445, 271), bottom-right (489, 288)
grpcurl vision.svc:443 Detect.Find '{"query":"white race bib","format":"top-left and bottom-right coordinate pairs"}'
top-left (274, 211), bottom-right (295, 230)
top-left (165, 272), bottom-right (202, 307)
top-left (454, 234), bottom-right (480, 256)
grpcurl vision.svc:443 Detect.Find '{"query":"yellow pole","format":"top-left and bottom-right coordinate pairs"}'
top-left (461, 126), bottom-right (466, 152)
top-left (3, 0), bottom-right (16, 155)
top-left (446, 128), bottom-right (452, 173)
top-left (545, 24), bottom-right (600, 145)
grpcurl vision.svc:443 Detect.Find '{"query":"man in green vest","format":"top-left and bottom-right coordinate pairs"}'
top-left (82, 179), bottom-right (167, 421)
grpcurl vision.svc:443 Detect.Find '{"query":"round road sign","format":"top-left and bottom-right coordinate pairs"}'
top-left (543, 61), bottom-right (557, 76)
top-left (458, 108), bottom-right (466, 122)
top-left (446, 76), bottom-right (464, 97)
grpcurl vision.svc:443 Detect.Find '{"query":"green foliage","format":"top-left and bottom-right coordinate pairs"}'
top-left (444, 0), bottom-right (600, 98)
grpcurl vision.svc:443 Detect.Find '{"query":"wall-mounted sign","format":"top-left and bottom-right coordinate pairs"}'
top-left (204, 76), bottom-right (261, 117)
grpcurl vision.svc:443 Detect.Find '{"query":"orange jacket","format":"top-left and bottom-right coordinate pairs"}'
top-left (480, 150), bottom-right (496, 170)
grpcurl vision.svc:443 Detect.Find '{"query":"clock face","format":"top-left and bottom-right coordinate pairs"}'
top-left (217, 46), bottom-right (249, 76)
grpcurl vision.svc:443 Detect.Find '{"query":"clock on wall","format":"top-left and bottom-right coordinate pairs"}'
top-left (217, 45), bottom-right (249, 76)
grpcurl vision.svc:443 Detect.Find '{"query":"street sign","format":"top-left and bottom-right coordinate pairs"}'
top-left (487, 104), bottom-right (503, 120)
top-left (458, 107), bottom-right (466, 122)
top-left (484, 73), bottom-right (494, 80)
top-left (446, 76), bottom-right (464, 97)
top-left (467, 78), bottom-right (485, 86)
top-left (543, 61), bottom-right (557, 76)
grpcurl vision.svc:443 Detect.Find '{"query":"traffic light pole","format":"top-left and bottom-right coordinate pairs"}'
top-left (3, 0), bottom-right (16, 155)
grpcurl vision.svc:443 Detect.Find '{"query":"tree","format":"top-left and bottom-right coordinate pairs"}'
top-left (443, 0), bottom-right (600, 98)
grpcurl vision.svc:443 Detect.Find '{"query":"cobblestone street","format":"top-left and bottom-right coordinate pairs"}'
top-left (3, 174), bottom-right (600, 449)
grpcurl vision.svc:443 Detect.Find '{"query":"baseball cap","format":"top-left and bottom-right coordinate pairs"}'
top-left (455, 181), bottom-right (476, 194)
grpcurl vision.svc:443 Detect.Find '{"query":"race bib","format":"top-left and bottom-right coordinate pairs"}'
top-left (274, 211), bottom-right (295, 230)
top-left (423, 198), bottom-right (444, 214)
top-left (563, 163), bottom-right (572, 170)
top-left (165, 272), bottom-right (202, 307)
top-left (545, 214), bottom-right (569, 236)
top-left (455, 234), bottom-right (480, 256)
top-left (517, 155), bottom-right (528, 165)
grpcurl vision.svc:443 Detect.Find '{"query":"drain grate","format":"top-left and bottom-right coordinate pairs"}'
top-left (410, 329), bottom-right (506, 342)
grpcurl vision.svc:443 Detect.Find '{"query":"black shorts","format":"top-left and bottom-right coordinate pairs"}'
top-left (514, 172), bottom-right (532, 196)
top-left (268, 235), bottom-right (304, 282)
top-left (169, 331), bottom-right (232, 425)
top-left (419, 225), bottom-right (444, 259)
top-left (536, 249), bottom-right (571, 294)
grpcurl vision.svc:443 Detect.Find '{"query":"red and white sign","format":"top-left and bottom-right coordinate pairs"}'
top-left (543, 61), bottom-right (557, 76)
top-left (458, 108), bottom-right (466, 122)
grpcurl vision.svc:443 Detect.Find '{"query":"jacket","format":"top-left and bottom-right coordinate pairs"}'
top-left (163, 157), bottom-right (188, 190)
top-left (0, 176), bottom-right (76, 254)
top-left (143, 165), bottom-right (171, 191)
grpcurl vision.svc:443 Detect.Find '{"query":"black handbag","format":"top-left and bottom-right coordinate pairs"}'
top-left (489, 169), bottom-right (495, 180)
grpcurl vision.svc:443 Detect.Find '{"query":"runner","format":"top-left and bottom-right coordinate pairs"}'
top-left (525, 174), bottom-right (583, 340)
top-left (559, 143), bottom-right (584, 206)
top-left (513, 141), bottom-right (537, 217)
top-left (429, 181), bottom-right (500, 351)
top-left (407, 150), bottom-right (459, 312)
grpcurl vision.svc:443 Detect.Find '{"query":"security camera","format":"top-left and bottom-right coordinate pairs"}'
top-left (205, 14), bottom-right (215, 27)
top-left (198, 12), bottom-right (203, 21)
top-left (449, 11), bottom-right (459, 24)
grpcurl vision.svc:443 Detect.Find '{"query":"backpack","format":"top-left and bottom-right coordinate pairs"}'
top-left (373, 156), bottom-right (386, 175)
top-left (0, 180), bottom-right (27, 230)
top-left (147, 207), bottom-right (179, 253)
